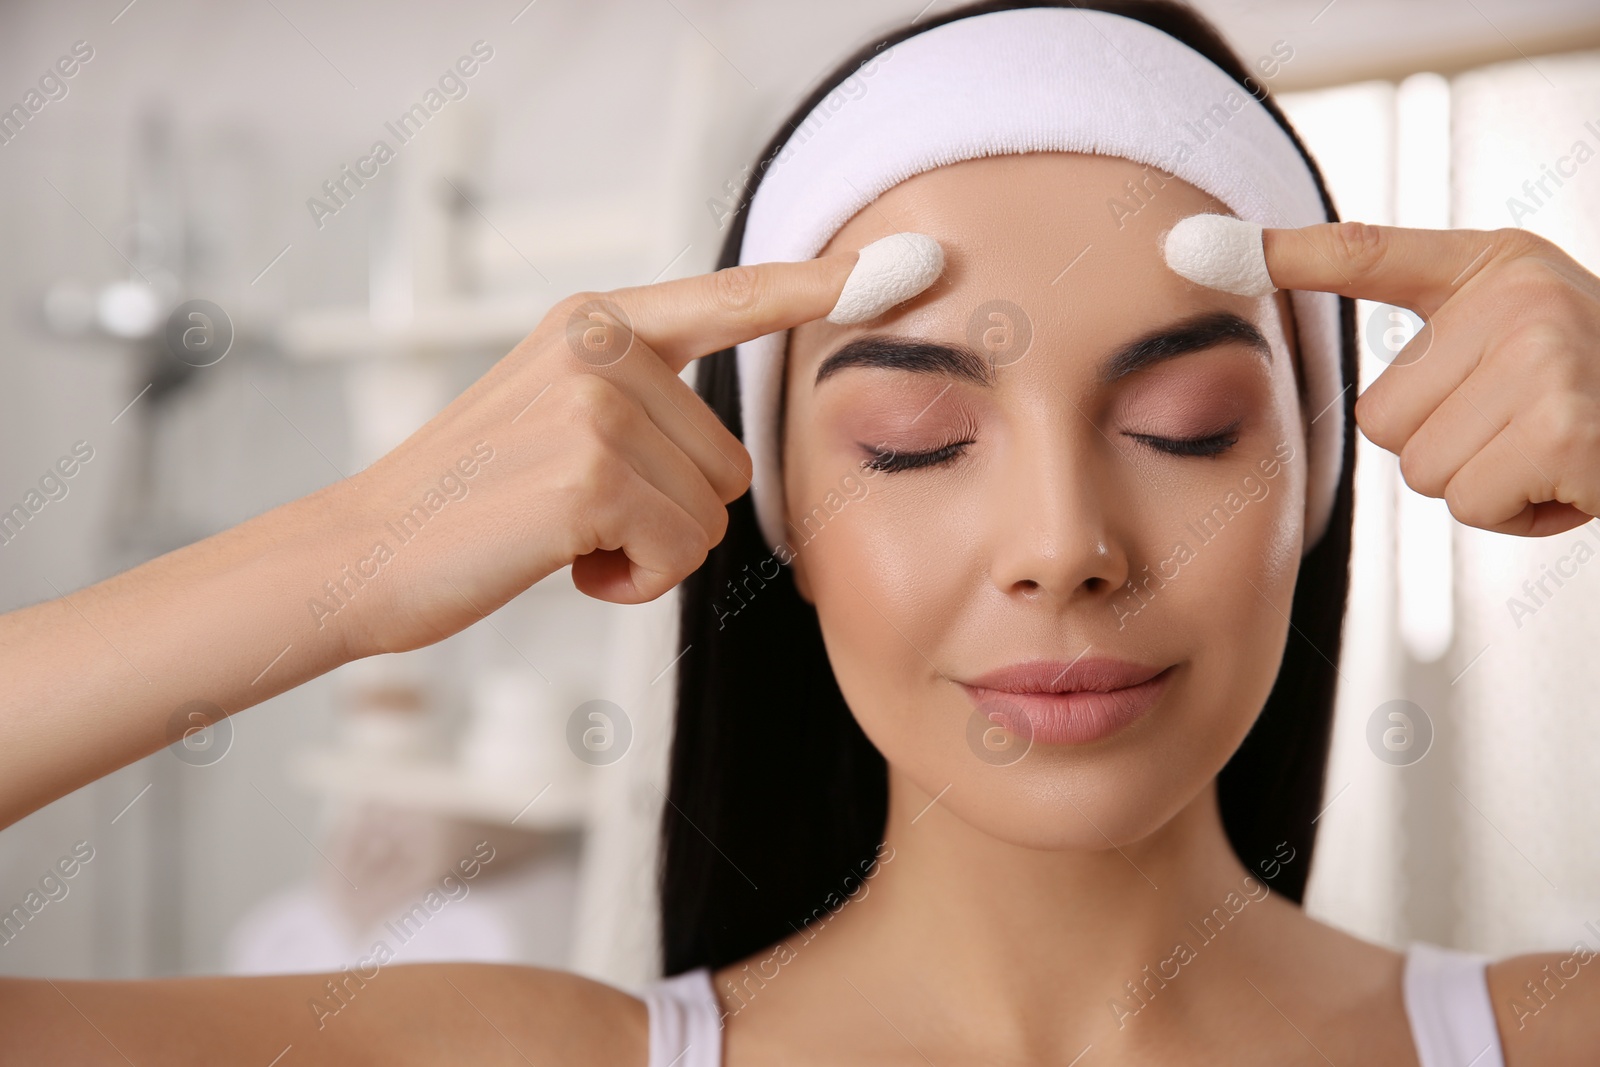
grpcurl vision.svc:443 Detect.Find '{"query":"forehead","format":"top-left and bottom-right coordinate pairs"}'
top-left (789, 151), bottom-right (1278, 370)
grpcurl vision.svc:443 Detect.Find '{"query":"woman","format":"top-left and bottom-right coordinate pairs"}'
top-left (2, 1), bottom-right (1598, 1063)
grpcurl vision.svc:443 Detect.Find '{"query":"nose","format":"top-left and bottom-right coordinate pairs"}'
top-left (985, 416), bottom-right (1132, 604)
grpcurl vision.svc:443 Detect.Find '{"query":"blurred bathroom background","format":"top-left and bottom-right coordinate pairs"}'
top-left (0, 0), bottom-right (1598, 990)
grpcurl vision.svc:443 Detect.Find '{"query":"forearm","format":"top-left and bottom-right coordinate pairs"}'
top-left (0, 963), bottom-right (643, 1066)
top-left (0, 252), bottom-right (835, 830)
top-left (0, 476), bottom-right (375, 829)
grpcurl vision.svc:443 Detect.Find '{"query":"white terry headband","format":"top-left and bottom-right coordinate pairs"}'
top-left (734, 7), bottom-right (1344, 558)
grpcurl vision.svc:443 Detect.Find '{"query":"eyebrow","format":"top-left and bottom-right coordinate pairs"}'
top-left (811, 310), bottom-right (1272, 389)
top-left (812, 335), bottom-right (993, 388)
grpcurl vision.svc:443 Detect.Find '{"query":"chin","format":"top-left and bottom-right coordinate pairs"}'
top-left (935, 756), bottom-right (1225, 852)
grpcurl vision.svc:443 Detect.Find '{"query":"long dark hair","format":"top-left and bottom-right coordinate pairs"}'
top-left (662, 0), bottom-right (1358, 977)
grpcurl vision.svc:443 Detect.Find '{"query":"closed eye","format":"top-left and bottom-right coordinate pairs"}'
top-left (1125, 429), bottom-right (1240, 458)
top-left (860, 439), bottom-right (971, 473)
top-left (860, 426), bottom-right (1241, 473)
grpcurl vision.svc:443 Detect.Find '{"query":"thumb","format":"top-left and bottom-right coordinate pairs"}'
top-left (1261, 221), bottom-right (1518, 315)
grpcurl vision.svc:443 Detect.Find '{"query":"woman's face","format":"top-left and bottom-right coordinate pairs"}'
top-left (780, 152), bottom-right (1308, 849)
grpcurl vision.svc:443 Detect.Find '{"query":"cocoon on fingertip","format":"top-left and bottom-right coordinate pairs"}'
top-left (1161, 213), bottom-right (1276, 298)
top-left (827, 233), bottom-right (945, 325)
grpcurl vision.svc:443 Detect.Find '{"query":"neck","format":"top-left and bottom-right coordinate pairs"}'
top-left (822, 768), bottom-right (1301, 1053)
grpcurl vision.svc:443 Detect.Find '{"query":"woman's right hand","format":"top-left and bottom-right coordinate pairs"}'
top-left (339, 253), bottom-right (856, 658)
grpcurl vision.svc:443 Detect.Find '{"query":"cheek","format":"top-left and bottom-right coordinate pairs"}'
top-left (1118, 447), bottom-right (1303, 776)
top-left (784, 465), bottom-right (968, 745)
top-left (793, 480), bottom-right (948, 622)
top-left (1117, 439), bottom-right (1303, 650)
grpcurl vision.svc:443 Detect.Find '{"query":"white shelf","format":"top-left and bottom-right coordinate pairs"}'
top-left (276, 296), bottom-right (548, 360)
top-left (289, 748), bottom-right (590, 830)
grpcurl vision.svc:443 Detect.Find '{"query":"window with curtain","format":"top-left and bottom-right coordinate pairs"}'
top-left (1284, 48), bottom-right (1600, 958)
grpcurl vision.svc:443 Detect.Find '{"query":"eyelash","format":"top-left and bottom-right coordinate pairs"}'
top-left (1124, 428), bottom-right (1241, 458)
top-left (862, 440), bottom-right (968, 473)
top-left (860, 426), bottom-right (1241, 473)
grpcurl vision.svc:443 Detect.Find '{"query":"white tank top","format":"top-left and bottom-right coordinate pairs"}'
top-left (639, 941), bottom-right (1505, 1067)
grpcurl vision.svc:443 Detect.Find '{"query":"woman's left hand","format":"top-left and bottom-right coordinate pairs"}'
top-left (1263, 222), bottom-right (1600, 538)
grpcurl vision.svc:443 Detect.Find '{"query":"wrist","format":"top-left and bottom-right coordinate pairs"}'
top-left (268, 471), bottom-right (394, 668)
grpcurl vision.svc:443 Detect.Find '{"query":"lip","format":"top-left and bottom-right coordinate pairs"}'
top-left (958, 658), bottom-right (1175, 747)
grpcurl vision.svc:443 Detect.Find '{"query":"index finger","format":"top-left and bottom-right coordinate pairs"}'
top-left (597, 251), bottom-right (860, 373)
top-left (1261, 222), bottom-right (1525, 316)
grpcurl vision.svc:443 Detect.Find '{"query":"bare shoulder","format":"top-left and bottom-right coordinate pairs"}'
top-left (0, 961), bottom-right (646, 1067)
top-left (1488, 948), bottom-right (1600, 1066)
top-left (1270, 907), bottom-right (1414, 1050)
